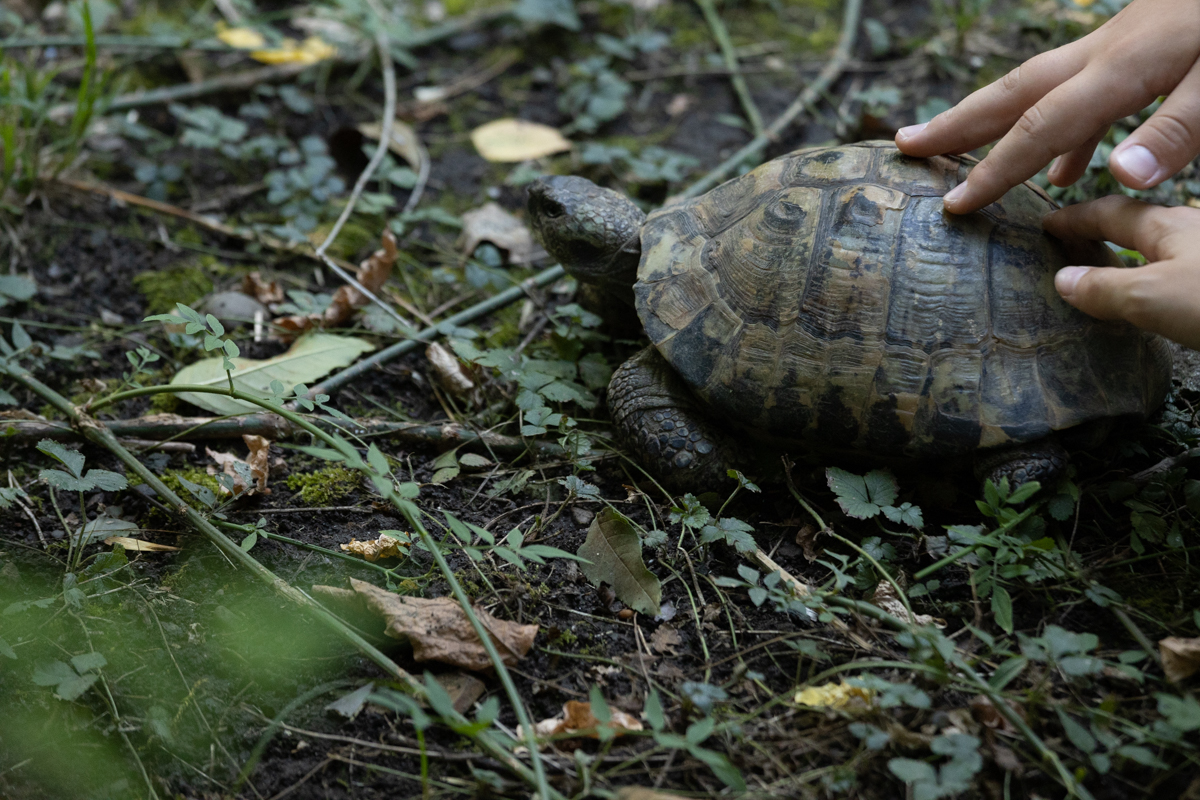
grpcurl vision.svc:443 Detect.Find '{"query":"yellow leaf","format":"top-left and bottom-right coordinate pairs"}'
top-left (104, 537), bottom-right (180, 552)
top-left (793, 680), bottom-right (874, 709)
top-left (1071, 0), bottom-right (1096, 5)
top-left (216, 24), bottom-right (267, 49)
top-left (470, 119), bottom-right (572, 163)
top-left (341, 534), bottom-right (410, 562)
top-left (251, 36), bottom-right (337, 66)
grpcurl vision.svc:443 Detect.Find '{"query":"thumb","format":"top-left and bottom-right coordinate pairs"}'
top-left (1055, 265), bottom-right (1152, 323)
top-left (1109, 62), bottom-right (1200, 189)
top-left (1055, 261), bottom-right (1200, 348)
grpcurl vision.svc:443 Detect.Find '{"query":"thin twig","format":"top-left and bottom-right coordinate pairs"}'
top-left (680, 0), bottom-right (863, 199)
top-left (693, 0), bottom-right (763, 135)
top-left (313, 32), bottom-right (413, 332)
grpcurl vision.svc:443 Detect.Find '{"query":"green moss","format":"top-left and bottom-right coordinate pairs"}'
top-left (129, 466), bottom-right (223, 519)
top-left (133, 265), bottom-right (213, 315)
top-left (285, 465), bottom-right (360, 506)
top-left (148, 391), bottom-right (179, 414)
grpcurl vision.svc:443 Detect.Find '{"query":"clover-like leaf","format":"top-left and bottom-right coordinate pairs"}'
top-left (826, 467), bottom-right (898, 519)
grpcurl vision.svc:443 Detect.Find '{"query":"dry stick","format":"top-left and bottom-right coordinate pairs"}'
top-left (306, 265), bottom-right (565, 398)
top-left (3, 412), bottom-right (567, 458)
top-left (0, 361), bottom-right (551, 793)
top-left (694, 0), bottom-right (764, 136)
top-left (312, 32), bottom-right (413, 332)
top-left (679, 0), bottom-right (863, 200)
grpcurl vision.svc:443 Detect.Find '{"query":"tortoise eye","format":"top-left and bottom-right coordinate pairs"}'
top-left (542, 199), bottom-right (566, 219)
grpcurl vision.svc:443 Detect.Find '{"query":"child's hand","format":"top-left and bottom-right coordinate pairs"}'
top-left (895, 0), bottom-right (1200, 214)
top-left (1047, 196), bottom-right (1200, 349)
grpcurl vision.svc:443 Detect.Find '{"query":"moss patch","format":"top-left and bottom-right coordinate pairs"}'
top-left (285, 465), bottom-right (360, 506)
top-left (133, 265), bottom-right (213, 315)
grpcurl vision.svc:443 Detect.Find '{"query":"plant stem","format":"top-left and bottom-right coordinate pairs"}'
top-left (693, 0), bottom-right (763, 136)
top-left (912, 504), bottom-right (1042, 581)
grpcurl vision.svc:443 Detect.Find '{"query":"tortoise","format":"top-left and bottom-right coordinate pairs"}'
top-left (526, 140), bottom-right (1173, 491)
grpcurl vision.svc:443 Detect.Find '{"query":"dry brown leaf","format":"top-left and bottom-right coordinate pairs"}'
top-left (242, 271), bottom-right (285, 304)
top-left (358, 120), bottom-right (424, 169)
top-left (104, 537), bottom-right (180, 552)
top-left (470, 118), bottom-right (571, 162)
top-left (437, 672), bottom-right (487, 714)
top-left (794, 680), bottom-right (874, 710)
top-left (969, 695), bottom-right (1023, 734)
top-left (276, 230), bottom-right (398, 333)
top-left (460, 202), bottom-right (538, 264)
top-left (871, 581), bottom-right (946, 629)
top-left (648, 626), bottom-right (682, 656)
top-left (794, 523), bottom-right (821, 562)
top-left (206, 434), bottom-right (271, 496)
top-left (349, 577), bottom-right (538, 670)
top-left (341, 533), bottom-right (410, 562)
top-left (1160, 636), bottom-right (1200, 683)
top-left (521, 700), bottom-right (643, 742)
top-left (426, 342), bottom-right (475, 396)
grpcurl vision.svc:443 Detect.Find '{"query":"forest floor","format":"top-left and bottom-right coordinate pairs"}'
top-left (3, 0), bottom-right (1200, 799)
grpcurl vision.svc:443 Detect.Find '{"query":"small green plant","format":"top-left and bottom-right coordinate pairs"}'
top-left (36, 439), bottom-right (128, 569)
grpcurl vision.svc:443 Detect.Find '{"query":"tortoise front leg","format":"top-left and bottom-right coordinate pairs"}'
top-left (607, 347), bottom-right (740, 492)
top-left (974, 439), bottom-right (1069, 492)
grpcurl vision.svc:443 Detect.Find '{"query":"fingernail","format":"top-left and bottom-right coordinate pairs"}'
top-left (897, 122), bottom-right (928, 140)
top-left (1055, 266), bottom-right (1091, 296)
top-left (943, 181), bottom-right (967, 205)
top-left (1113, 144), bottom-right (1161, 185)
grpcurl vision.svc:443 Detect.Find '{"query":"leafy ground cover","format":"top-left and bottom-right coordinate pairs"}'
top-left (3, 0), bottom-right (1200, 798)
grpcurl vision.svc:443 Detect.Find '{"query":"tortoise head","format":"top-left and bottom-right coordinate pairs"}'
top-left (527, 176), bottom-right (645, 302)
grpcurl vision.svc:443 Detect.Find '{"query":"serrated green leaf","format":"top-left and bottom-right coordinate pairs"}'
top-left (55, 673), bottom-right (99, 701)
top-left (32, 660), bottom-right (76, 686)
top-left (1056, 709), bottom-right (1097, 753)
top-left (826, 467), bottom-right (897, 519)
top-left (36, 440), bottom-right (85, 478)
top-left (171, 333), bottom-right (373, 415)
top-left (83, 469), bottom-right (127, 492)
top-left (577, 508), bottom-right (661, 615)
top-left (882, 501), bottom-right (924, 529)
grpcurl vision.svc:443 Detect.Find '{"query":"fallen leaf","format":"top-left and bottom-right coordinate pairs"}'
top-left (437, 672), bottom-right (487, 713)
top-left (251, 36), bottom-right (337, 65)
top-left (794, 680), bottom-right (874, 710)
top-left (358, 120), bottom-right (425, 169)
top-left (426, 343), bottom-right (475, 396)
top-left (104, 537), bottom-right (180, 552)
top-left (470, 118), bottom-right (571, 162)
top-left (578, 508), bottom-right (662, 616)
top-left (460, 202), bottom-right (538, 264)
top-left (969, 695), bottom-right (1023, 734)
top-left (521, 700), bottom-right (643, 742)
top-left (794, 523), bottom-right (822, 562)
top-left (242, 271), bottom-right (285, 304)
top-left (1160, 636), bottom-right (1200, 683)
top-left (171, 333), bottom-right (374, 415)
top-left (276, 231), bottom-right (398, 333)
top-left (216, 24), bottom-right (266, 49)
top-left (349, 577), bottom-right (538, 670)
top-left (326, 683), bottom-right (374, 719)
top-left (648, 626), bottom-right (682, 656)
top-left (871, 581), bottom-right (946, 629)
top-left (341, 533), bottom-right (410, 562)
top-left (205, 435), bottom-right (270, 495)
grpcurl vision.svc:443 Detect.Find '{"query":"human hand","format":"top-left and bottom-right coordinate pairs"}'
top-left (1047, 196), bottom-right (1200, 349)
top-left (894, 0), bottom-right (1200, 214)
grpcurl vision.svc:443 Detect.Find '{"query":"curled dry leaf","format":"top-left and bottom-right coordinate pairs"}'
top-left (276, 230), bottom-right (398, 333)
top-left (205, 434), bottom-right (271, 496)
top-left (341, 533), bottom-right (409, 562)
top-left (794, 523), bottom-right (821, 562)
top-left (648, 625), bottom-right (682, 656)
top-left (521, 700), bottom-right (643, 742)
top-left (104, 537), bottom-right (180, 552)
top-left (871, 581), bottom-right (946, 629)
top-left (794, 680), bottom-right (874, 710)
top-left (242, 271), bottom-right (285, 305)
top-left (348, 577), bottom-right (537, 670)
top-left (426, 342), bottom-right (475, 396)
top-left (469, 118), bottom-right (571, 162)
top-left (460, 202), bottom-right (538, 265)
top-left (358, 119), bottom-right (424, 170)
top-left (1160, 636), bottom-right (1200, 683)
top-left (969, 695), bottom-right (1024, 734)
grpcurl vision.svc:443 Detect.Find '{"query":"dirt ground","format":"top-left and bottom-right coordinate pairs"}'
top-left (3, 0), bottom-right (1200, 798)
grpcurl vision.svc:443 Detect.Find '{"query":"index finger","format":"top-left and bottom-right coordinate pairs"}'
top-left (895, 46), bottom-right (1087, 158)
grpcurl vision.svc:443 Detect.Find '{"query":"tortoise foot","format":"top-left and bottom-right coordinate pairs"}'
top-left (607, 347), bottom-right (739, 492)
top-left (974, 440), bottom-right (1068, 492)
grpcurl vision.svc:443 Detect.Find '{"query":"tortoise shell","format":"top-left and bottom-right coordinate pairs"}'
top-left (635, 140), bottom-right (1172, 457)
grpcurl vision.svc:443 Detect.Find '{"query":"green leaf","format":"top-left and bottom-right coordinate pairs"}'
top-left (882, 501), bottom-right (924, 529)
top-left (1056, 709), bottom-right (1097, 753)
top-left (698, 517), bottom-right (757, 554)
top-left (826, 467), bottom-right (897, 519)
top-left (577, 509), bottom-right (661, 615)
top-left (888, 758), bottom-right (936, 784)
top-left (991, 585), bottom-right (1013, 634)
top-left (36, 440), bottom-right (85, 478)
top-left (644, 689), bottom-right (665, 731)
top-left (0, 635), bottom-right (14, 659)
top-left (71, 651), bottom-right (107, 674)
top-left (0, 275), bottom-right (37, 304)
top-left (32, 660), bottom-right (76, 687)
top-left (240, 531), bottom-right (258, 551)
top-left (83, 469), bottom-right (127, 492)
top-left (79, 514), bottom-right (137, 547)
top-left (1157, 693), bottom-right (1200, 732)
top-left (687, 745), bottom-right (745, 791)
top-left (988, 656), bottom-right (1027, 690)
top-left (1006, 481), bottom-right (1041, 505)
top-left (171, 333), bottom-right (373, 415)
top-left (40, 469), bottom-right (92, 492)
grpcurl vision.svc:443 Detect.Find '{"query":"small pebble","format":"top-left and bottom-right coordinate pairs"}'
top-left (50, 529), bottom-right (65, 540)
top-left (617, 608), bottom-right (634, 620)
top-left (572, 507), bottom-right (595, 526)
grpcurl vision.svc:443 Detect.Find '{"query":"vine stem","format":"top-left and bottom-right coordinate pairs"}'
top-left (679, 0), bottom-right (863, 200)
top-left (693, 0), bottom-right (763, 136)
top-left (912, 503), bottom-right (1042, 582)
top-left (0, 359), bottom-right (557, 796)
